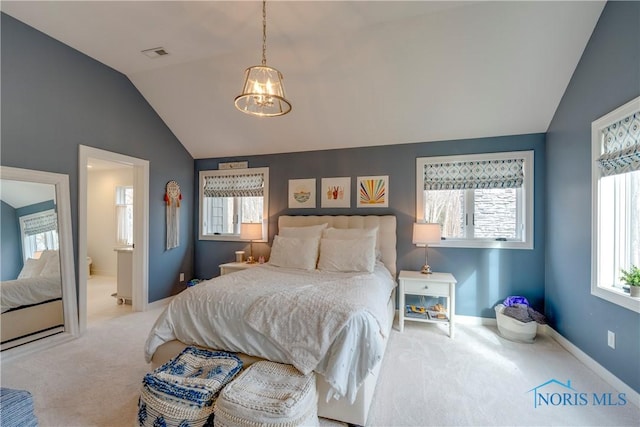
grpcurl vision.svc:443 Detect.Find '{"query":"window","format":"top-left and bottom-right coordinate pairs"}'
top-left (19, 209), bottom-right (59, 260)
top-left (416, 150), bottom-right (534, 249)
top-left (115, 186), bottom-right (133, 246)
top-left (199, 167), bottom-right (269, 241)
top-left (591, 96), bottom-right (640, 313)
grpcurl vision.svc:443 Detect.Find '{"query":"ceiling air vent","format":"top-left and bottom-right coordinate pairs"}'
top-left (141, 47), bottom-right (169, 59)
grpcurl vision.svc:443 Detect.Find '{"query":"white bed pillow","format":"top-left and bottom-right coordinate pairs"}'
top-left (18, 258), bottom-right (46, 279)
top-left (317, 236), bottom-right (376, 273)
top-left (268, 235), bottom-right (320, 271)
top-left (40, 253), bottom-right (61, 277)
top-left (279, 223), bottom-right (328, 239)
top-left (322, 226), bottom-right (381, 260)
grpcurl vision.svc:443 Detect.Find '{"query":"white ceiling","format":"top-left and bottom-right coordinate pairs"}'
top-left (0, 179), bottom-right (56, 209)
top-left (1, 1), bottom-right (605, 159)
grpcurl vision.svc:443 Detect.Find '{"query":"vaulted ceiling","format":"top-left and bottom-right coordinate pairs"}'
top-left (1, 1), bottom-right (605, 159)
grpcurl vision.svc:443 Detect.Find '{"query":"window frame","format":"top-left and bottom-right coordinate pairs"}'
top-left (416, 150), bottom-right (534, 250)
top-left (198, 167), bottom-right (269, 242)
top-left (115, 185), bottom-right (134, 247)
top-left (591, 96), bottom-right (640, 313)
top-left (19, 209), bottom-right (59, 260)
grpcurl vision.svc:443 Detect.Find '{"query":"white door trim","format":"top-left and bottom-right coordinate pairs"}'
top-left (78, 145), bottom-right (149, 333)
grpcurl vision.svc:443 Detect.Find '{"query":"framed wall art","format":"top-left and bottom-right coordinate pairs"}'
top-left (321, 177), bottom-right (351, 208)
top-left (288, 178), bottom-right (316, 208)
top-left (357, 175), bottom-right (388, 208)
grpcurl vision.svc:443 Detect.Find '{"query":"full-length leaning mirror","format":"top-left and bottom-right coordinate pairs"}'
top-left (0, 166), bottom-right (78, 355)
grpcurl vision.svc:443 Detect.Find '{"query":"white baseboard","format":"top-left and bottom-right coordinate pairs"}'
top-left (399, 311), bottom-right (639, 408)
top-left (146, 296), bottom-right (173, 311)
top-left (453, 315), bottom-right (639, 408)
top-left (455, 314), bottom-right (497, 326)
top-left (543, 325), bottom-right (640, 409)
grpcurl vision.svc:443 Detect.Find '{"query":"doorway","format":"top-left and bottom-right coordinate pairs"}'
top-left (78, 145), bottom-right (149, 333)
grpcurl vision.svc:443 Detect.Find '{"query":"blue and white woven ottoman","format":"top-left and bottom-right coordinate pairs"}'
top-left (138, 347), bottom-right (243, 427)
top-left (0, 388), bottom-right (38, 427)
top-left (214, 361), bottom-right (319, 427)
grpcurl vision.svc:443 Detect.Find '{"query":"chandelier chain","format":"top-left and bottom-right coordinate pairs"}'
top-left (262, 0), bottom-right (267, 66)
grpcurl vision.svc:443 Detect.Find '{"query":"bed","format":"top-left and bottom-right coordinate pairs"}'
top-left (145, 215), bottom-right (397, 425)
top-left (1, 250), bottom-right (64, 351)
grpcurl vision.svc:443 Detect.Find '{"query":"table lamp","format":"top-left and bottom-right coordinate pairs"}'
top-left (240, 223), bottom-right (262, 264)
top-left (412, 222), bottom-right (441, 274)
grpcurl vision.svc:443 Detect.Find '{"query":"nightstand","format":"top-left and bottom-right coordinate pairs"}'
top-left (398, 270), bottom-right (457, 337)
top-left (219, 261), bottom-right (260, 276)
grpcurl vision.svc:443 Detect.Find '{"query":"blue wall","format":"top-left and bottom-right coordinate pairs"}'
top-left (546, 1), bottom-right (640, 393)
top-left (195, 133), bottom-right (545, 318)
top-left (1, 201), bottom-right (22, 280)
top-left (1, 13), bottom-right (195, 302)
top-left (15, 199), bottom-right (55, 218)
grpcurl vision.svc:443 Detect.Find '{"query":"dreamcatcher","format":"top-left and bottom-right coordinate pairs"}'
top-left (165, 180), bottom-right (181, 250)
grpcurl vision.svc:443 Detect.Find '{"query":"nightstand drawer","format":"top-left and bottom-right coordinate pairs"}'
top-left (403, 280), bottom-right (449, 297)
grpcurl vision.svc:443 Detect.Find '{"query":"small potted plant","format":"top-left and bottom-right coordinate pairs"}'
top-left (621, 265), bottom-right (640, 297)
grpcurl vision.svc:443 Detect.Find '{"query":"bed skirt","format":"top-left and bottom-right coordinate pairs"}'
top-left (1, 299), bottom-right (64, 351)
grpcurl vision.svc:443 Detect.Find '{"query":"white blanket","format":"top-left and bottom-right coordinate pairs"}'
top-left (1, 275), bottom-right (62, 313)
top-left (144, 262), bottom-right (395, 401)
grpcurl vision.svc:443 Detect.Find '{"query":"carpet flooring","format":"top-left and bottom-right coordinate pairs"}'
top-left (1, 306), bottom-right (638, 426)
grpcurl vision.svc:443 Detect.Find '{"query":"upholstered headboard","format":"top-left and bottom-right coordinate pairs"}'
top-left (278, 215), bottom-right (397, 277)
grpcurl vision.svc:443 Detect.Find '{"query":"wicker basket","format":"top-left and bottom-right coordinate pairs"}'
top-left (0, 388), bottom-right (38, 427)
top-left (138, 347), bottom-right (242, 427)
top-left (214, 361), bottom-right (319, 427)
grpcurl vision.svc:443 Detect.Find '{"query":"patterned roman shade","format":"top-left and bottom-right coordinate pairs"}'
top-left (203, 173), bottom-right (264, 197)
top-left (596, 111), bottom-right (640, 176)
top-left (423, 158), bottom-right (525, 190)
top-left (22, 211), bottom-right (57, 236)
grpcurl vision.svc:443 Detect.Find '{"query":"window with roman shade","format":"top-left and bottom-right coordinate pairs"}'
top-left (22, 210), bottom-right (57, 235)
top-left (591, 96), bottom-right (640, 313)
top-left (199, 167), bottom-right (269, 241)
top-left (19, 209), bottom-right (59, 260)
top-left (596, 111), bottom-right (640, 176)
top-left (423, 158), bottom-right (525, 190)
top-left (203, 173), bottom-right (265, 197)
top-left (416, 151), bottom-right (533, 249)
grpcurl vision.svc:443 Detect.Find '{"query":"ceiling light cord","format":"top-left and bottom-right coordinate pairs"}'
top-left (262, 0), bottom-right (267, 66)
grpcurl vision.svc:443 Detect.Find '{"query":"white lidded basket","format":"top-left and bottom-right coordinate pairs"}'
top-left (494, 304), bottom-right (537, 343)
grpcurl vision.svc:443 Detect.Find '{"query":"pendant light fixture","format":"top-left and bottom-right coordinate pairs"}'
top-left (235, 0), bottom-right (292, 117)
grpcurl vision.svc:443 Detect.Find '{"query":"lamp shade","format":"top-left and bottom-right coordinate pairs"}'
top-left (235, 66), bottom-right (291, 117)
top-left (412, 223), bottom-right (441, 245)
top-left (240, 222), bottom-right (263, 241)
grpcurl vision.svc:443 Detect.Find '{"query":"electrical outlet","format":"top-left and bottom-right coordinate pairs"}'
top-left (607, 330), bottom-right (615, 349)
top-left (179, 273), bottom-right (185, 282)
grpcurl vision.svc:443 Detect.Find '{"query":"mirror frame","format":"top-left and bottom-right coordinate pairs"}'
top-left (0, 166), bottom-right (79, 359)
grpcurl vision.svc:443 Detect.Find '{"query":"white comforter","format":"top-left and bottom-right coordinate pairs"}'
top-left (144, 262), bottom-right (395, 402)
top-left (1, 275), bottom-right (62, 313)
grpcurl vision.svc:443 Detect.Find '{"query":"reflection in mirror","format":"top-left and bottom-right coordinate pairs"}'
top-left (0, 166), bottom-right (78, 355)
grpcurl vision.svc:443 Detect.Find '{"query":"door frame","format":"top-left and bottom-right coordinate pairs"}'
top-left (78, 145), bottom-right (149, 333)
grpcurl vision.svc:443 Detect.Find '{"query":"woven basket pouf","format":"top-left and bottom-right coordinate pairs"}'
top-left (138, 347), bottom-right (243, 427)
top-left (0, 388), bottom-right (38, 427)
top-left (214, 361), bottom-right (319, 427)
